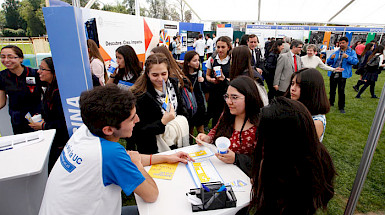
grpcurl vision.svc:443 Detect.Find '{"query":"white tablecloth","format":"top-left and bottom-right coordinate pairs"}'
top-left (0, 129), bottom-right (56, 215)
top-left (135, 145), bottom-right (251, 215)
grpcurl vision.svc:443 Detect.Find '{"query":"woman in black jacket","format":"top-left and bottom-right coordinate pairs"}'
top-left (264, 40), bottom-right (284, 100)
top-left (29, 57), bottom-right (69, 172)
top-left (129, 53), bottom-right (187, 154)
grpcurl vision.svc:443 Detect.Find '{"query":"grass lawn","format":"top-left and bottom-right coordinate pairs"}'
top-left (320, 68), bottom-right (385, 214)
top-left (121, 68), bottom-right (385, 214)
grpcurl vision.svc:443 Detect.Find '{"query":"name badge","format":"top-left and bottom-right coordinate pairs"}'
top-left (26, 77), bottom-right (36, 85)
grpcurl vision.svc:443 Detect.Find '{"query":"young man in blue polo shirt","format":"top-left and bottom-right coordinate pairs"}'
top-left (39, 85), bottom-right (192, 215)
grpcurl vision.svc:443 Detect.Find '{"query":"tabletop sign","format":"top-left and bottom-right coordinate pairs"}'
top-left (148, 163), bottom-right (178, 180)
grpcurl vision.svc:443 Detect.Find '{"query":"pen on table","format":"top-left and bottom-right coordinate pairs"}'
top-left (201, 183), bottom-right (210, 192)
top-left (204, 185), bottom-right (227, 208)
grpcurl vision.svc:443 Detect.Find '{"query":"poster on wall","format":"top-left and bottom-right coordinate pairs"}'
top-left (159, 20), bottom-right (179, 48)
top-left (187, 31), bottom-right (200, 47)
top-left (180, 30), bottom-right (187, 52)
top-left (217, 24), bottom-right (233, 41)
top-left (82, 9), bottom-right (147, 63)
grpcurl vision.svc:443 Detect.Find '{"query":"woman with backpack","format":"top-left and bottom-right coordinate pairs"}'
top-left (182, 51), bottom-right (206, 136)
top-left (355, 45), bottom-right (385, 99)
top-left (352, 43), bottom-right (374, 92)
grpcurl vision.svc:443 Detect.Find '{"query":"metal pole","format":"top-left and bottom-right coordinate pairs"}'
top-left (135, 0), bottom-right (140, 16)
top-left (344, 81), bottom-right (385, 215)
top-left (379, 26), bottom-right (385, 44)
top-left (72, 0), bottom-right (80, 7)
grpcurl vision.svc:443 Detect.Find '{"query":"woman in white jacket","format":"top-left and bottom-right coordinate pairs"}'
top-left (301, 44), bottom-right (343, 72)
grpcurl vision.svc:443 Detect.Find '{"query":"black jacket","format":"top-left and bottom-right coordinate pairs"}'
top-left (42, 88), bottom-right (69, 149)
top-left (128, 78), bottom-right (188, 154)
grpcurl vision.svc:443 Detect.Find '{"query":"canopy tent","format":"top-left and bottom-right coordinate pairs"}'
top-left (184, 0), bottom-right (385, 26)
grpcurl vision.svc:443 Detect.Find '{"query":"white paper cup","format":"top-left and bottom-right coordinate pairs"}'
top-left (213, 66), bottom-right (221, 77)
top-left (215, 137), bottom-right (230, 154)
top-left (31, 114), bottom-right (42, 123)
top-left (108, 61), bottom-right (118, 74)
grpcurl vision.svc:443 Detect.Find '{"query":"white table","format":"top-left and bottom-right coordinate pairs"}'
top-left (0, 129), bottom-right (56, 215)
top-left (135, 145), bottom-right (252, 215)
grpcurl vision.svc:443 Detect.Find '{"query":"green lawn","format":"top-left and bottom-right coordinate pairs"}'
top-left (319, 68), bottom-right (385, 214)
top-left (121, 69), bottom-right (385, 214)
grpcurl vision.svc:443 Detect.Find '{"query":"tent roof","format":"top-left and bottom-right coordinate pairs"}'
top-left (185, 0), bottom-right (385, 26)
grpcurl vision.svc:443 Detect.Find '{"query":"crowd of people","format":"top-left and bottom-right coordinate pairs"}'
top-left (1, 32), bottom-right (384, 215)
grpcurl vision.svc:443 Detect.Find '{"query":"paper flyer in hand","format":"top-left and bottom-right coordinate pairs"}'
top-left (148, 163), bottom-right (179, 180)
top-left (161, 79), bottom-right (170, 112)
top-left (186, 159), bottom-right (224, 188)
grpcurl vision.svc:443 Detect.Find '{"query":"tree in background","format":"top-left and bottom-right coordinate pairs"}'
top-left (173, 0), bottom-right (192, 22)
top-left (2, 0), bottom-right (26, 32)
top-left (0, 10), bottom-right (5, 31)
top-left (19, 0), bottom-right (46, 36)
top-left (102, 2), bottom-right (129, 14)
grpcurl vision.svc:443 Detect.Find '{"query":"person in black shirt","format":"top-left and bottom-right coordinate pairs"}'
top-left (0, 45), bottom-right (42, 134)
top-left (29, 57), bottom-right (69, 172)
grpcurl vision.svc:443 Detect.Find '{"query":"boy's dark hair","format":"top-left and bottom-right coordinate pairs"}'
top-left (80, 84), bottom-right (136, 138)
top-left (339, 36), bottom-right (349, 43)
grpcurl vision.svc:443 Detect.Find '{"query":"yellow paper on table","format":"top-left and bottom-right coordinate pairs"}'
top-left (148, 163), bottom-right (178, 180)
top-left (189, 150), bottom-right (207, 158)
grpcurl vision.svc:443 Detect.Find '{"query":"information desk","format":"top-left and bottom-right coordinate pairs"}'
top-left (135, 145), bottom-right (251, 215)
top-left (0, 129), bottom-right (56, 215)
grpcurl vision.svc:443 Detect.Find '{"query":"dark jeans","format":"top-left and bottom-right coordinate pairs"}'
top-left (357, 80), bottom-right (376, 97)
top-left (264, 73), bottom-right (276, 100)
top-left (121, 205), bottom-right (139, 215)
top-left (329, 76), bottom-right (347, 110)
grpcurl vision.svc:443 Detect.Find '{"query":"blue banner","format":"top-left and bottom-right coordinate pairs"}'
top-left (43, 6), bottom-right (92, 136)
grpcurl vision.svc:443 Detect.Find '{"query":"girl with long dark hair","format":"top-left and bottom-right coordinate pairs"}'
top-left (246, 97), bottom-right (336, 215)
top-left (356, 45), bottom-right (385, 98)
top-left (230, 45), bottom-right (268, 106)
top-left (290, 68), bottom-right (330, 142)
top-left (197, 76), bottom-right (263, 176)
top-left (107, 45), bottom-right (142, 87)
top-left (29, 57), bottom-right (69, 171)
top-left (182, 51), bottom-right (206, 134)
top-left (353, 43), bottom-right (375, 91)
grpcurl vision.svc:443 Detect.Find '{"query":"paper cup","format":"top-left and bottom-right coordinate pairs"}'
top-left (215, 137), bottom-right (230, 154)
top-left (108, 61), bottom-right (118, 74)
top-left (213, 66), bottom-right (221, 77)
top-left (31, 114), bottom-right (42, 123)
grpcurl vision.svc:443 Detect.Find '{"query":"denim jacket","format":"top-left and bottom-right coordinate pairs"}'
top-left (326, 47), bottom-right (358, 78)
